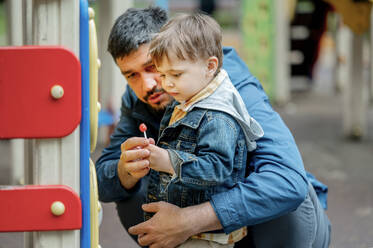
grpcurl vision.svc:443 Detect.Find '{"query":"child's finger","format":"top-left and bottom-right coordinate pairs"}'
top-left (148, 138), bottom-right (156, 145)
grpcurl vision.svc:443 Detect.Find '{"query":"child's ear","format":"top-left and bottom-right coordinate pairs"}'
top-left (206, 56), bottom-right (218, 77)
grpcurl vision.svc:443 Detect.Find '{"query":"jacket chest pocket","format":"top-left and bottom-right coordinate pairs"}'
top-left (159, 127), bottom-right (198, 153)
top-left (159, 139), bottom-right (197, 154)
top-left (175, 127), bottom-right (198, 153)
top-left (175, 140), bottom-right (196, 153)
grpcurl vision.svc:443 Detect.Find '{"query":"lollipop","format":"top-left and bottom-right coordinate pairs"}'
top-left (139, 123), bottom-right (148, 139)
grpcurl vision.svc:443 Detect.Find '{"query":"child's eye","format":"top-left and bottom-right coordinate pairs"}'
top-left (160, 74), bottom-right (165, 78)
top-left (173, 73), bottom-right (182, 77)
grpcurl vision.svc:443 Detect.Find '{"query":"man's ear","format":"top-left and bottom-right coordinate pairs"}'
top-left (206, 56), bottom-right (218, 77)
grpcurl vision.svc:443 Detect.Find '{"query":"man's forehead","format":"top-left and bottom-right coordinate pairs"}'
top-left (117, 43), bottom-right (151, 62)
top-left (117, 55), bottom-right (153, 75)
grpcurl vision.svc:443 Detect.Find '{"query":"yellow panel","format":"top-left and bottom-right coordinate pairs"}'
top-left (324, 0), bottom-right (372, 34)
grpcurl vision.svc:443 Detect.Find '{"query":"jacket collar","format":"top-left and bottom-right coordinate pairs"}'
top-left (165, 101), bottom-right (207, 129)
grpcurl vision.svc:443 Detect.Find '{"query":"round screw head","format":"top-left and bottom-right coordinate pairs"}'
top-left (50, 85), bottom-right (64, 99)
top-left (51, 201), bottom-right (65, 216)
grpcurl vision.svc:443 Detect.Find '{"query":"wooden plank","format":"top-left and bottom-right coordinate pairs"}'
top-left (0, 185), bottom-right (81, 232)
top-left (28, 0), bottom-right (81, 247)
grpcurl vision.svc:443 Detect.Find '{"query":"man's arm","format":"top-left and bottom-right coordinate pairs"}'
top-left (210, 82), bottom-right (309, 233)
top-left (129, 201), bottom-right (221, 248)
top-left (207, 47), bottom-right (308, 233)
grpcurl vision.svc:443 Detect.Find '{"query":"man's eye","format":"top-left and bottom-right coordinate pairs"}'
top-left (173, 73), bottom-right (182, 77)
top-left (126, 73), bottom-right (135, 79)
top-left (160, 74), bottom-right (165, 78)
top-left (147, 65), bottom-right (157, 72)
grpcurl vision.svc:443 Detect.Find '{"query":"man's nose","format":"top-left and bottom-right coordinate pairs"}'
top-left (142, 74), bottom-right (157, 92)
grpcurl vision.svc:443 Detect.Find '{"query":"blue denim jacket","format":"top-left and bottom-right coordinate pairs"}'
top-left (145, 73), bottom-right (264, 221)
top-left (146, 103), bottom-right (249, 219)
top-left (95, 47), bottom-right (328, 234)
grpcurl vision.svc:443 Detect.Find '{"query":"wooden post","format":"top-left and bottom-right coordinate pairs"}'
top-left (342, 31), bottom-right (368, 139)
top-left (336, 24), bottom-right (350, 93)
top-left (6, 0), bottom-right (26, 186)
top-left (27, 0), bottom-right (81, 247)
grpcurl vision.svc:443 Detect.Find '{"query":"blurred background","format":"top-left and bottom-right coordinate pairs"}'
top-left (1, 0), bottom-right (373, 247)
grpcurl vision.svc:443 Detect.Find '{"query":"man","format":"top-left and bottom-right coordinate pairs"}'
top-left (96, 6), bottom-right (331, 248)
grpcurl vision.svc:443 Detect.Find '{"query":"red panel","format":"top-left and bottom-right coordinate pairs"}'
top-left (0, 46), bottom-right (81, 138)
top-left (0, 185), bottom-right (82, 232)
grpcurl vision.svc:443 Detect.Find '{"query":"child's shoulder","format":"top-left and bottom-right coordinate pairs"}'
top-left (193, 108), bottom-right (241, 130)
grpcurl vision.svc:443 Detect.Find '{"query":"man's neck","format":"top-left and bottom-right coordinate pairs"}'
top-left (146, 104), bottom-right (166, 121)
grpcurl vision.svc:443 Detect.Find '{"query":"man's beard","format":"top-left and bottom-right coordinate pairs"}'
top-left (144, 87), bottom-right (173, 111)
top-left (143, 87), bottom-right (165, 102)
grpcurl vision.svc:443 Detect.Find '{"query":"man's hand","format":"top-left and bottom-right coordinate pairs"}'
top-left (145, 145), bottom-right (175, 175)
top-left (128, 201), bottom-right (223, 248)
top-left (117, 137), bottom-right (155, 189)
top-left (128, 202), bottom-right (192, 248)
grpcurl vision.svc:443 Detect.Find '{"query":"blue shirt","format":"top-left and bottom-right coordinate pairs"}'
top-left (95, 47), bottom-right (328, 234)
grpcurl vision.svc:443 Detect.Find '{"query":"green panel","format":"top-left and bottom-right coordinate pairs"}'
top-left (241, 0), bottom-right (275, 100)
top-left (0, 2), bottom-right (6, 46)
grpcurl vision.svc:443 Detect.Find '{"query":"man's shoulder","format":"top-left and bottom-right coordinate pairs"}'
top-left (121, 85), bottom-right (141, 113)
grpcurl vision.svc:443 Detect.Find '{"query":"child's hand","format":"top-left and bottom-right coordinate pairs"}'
top-left (145, 144), bottom-right (175, 175)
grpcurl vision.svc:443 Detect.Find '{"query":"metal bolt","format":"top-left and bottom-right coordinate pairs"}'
top-left (51, 201), bottom-right (65, 216)
top-left (50, 85), bottom-right (64, 99)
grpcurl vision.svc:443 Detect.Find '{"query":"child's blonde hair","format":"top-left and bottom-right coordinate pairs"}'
top-left (149, 13), bottom-right (222, 70)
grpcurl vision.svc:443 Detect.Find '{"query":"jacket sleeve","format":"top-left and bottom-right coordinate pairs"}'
top-left (95, 96), bottom-right (143, 202)
top-left (210, 90), bottom-right (309, 233)
top-left (167, 112), bottom-right (244, 190)
top-left (215, 48), bottom-right (309, 233)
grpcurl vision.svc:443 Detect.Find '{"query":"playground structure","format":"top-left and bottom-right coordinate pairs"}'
top-left (0, 0), bottom-right (100, 247)
top-left (0, 1), bottom-right (372, 248)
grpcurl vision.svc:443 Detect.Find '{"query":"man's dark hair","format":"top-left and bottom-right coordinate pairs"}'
top-left (107, 6), bottom-right (168, 61)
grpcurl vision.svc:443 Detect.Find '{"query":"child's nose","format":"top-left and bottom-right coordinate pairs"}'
top-left (164, 77), bottom-right (174, 88)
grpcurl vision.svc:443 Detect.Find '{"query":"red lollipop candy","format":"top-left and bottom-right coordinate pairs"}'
top-left (139, 123), bottom-right (148, 139)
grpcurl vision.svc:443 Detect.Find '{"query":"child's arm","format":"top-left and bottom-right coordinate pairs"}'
top-left (148, 112), bottom-right (246, 189)
top-left (174, 115), bottom-right (241, 186)
top-left (145, 144), bottom-right (176, 175)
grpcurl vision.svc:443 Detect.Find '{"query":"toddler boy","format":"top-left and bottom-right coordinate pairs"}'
top-left (143, 13), bottom-right (264, 247)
